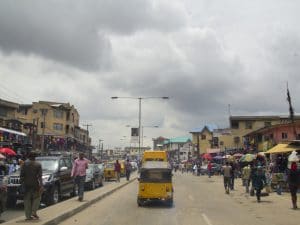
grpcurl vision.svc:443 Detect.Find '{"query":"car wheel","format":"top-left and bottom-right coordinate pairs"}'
top-left (99, 176), bottom-right (104, 187)
top-left (90, 180), bottom-right (95, 190)
top-left (46, 185), bottom-right (60, 206)
top-left (137, 198), bottom-right (144, 207)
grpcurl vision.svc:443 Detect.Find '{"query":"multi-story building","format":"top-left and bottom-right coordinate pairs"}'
top-left (190, 124), bottom-right (218, 155)
top-left (163, 137), bottom-right (192, 161)
top-left (16, 101), bottom-right (90, 151)
top-left (244, 121), bottom-right (300, 151)
top-left (0, 98), bottom-right (20, 130)
top-left (0, 99), bottom-right (29, 149)
top-left (230, 115), bottom-right (300, 150)
top-left (152, 136), bottom-right (168, 150)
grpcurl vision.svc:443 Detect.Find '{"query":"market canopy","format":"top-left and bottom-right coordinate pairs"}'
top-left (265, 143), bottom-right (300, 154)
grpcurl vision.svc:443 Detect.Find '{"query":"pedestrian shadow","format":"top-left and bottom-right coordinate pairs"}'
top-left (250, 200), bottom-right (273, 204)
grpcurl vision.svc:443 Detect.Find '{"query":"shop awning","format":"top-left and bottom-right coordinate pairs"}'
top-left (265, 143), bottom-right (299, 154)
top-left (0, 127), bottom-right (27, 136)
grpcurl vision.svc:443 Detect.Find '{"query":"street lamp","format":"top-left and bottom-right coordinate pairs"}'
top-left (111, 96), bottom-right (169, 158)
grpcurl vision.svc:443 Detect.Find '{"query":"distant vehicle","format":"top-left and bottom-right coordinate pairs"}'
top-left (6, 155), bottom-right (75, 207)
top-left (130, 161), bottom-right (138, 171)
top-left (85, 164), bottom-right (103, 190)
top-left (103, 162), bottom-right (116, 181)
top-left (96, 163), bottom-right (104, 177)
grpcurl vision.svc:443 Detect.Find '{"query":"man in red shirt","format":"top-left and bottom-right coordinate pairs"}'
top-left (114, 160), bottom-right (121, 182)
top-left (207, 161), bottom-right (212, 178)
top-left (71, 152), bottom-right (89, 201)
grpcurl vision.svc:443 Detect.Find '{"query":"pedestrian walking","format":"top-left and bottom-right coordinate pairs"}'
top-left (252, 166), bottom-right (266, 203)
top-left (222, 162), bottom-right (232, 194)
top-left (207, 161), bottom-right (212, 178)
top-left (230, 162), bottom-right (236, 190)
top-left (20, 151), bottom-right (43, 220)
top-left (287, 161), bottom-right (300, 209)
top-left (242, 165), bottom-right (251, 193)
top-left (71, 152), bottom-right (89, 202)
top-left (114, 160), bottom-right (121, 182)
top-left (0, 175), bottom-right (7, 223)
top-left (193, 164), bottom-right (198, 176)
top-left (125, 159), bottom-right (132, 181)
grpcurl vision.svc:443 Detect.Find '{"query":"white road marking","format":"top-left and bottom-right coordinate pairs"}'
top-left (202, 213), bottom-right (213, 225)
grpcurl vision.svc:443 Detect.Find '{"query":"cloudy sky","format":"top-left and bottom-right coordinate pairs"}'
top-left (0, 0), bottom-right (299, 149)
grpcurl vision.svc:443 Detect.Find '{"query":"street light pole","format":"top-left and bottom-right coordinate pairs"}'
top-left (138, 98), bottom-right (141, 159)
top-left (111, 96), bottom-right (169, 159)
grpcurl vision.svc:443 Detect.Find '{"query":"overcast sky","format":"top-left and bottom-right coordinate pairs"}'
top-left (0, 0), bottom-right (300, 149)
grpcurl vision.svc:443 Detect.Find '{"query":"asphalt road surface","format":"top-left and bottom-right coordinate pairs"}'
top-left (60, 172), bottom-right (300, 225)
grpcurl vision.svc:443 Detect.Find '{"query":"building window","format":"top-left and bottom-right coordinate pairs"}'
top-left (282, 133), bottom-right (288, 139)
top-left (41, 122), bottom-right (45, 128)
top-left (213, 137), bottom-right (219, 147)
top-left (0, 108), bottom-right (8, 117)
top-left (234, 136), bottom-right (240, 144)
top-left (245, 121), bottom-right (253, 129)
top-left (54, 109), bottom-right (63, 119)
top-left (53, 123), bottom-right (63, 131)
top-left (231, 121), bottom-right (239, 129)
top-left (201, 135), bottom-right (206, 140)
top-left (220, 141), bottom-right (224, 146)
top-left (264, 121), bottom-right (271, 127)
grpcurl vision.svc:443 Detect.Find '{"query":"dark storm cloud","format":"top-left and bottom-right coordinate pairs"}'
top-left (0, 0), bottom-right (186, 71)
top-left (105, 28), bottom-right (246, 119)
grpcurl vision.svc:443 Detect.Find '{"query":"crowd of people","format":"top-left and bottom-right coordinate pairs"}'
top-left (171, 151), bottom-right (300, 210)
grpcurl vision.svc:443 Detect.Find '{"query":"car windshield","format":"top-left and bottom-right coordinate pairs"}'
top-left (37, 159), bottom-right (59, 171)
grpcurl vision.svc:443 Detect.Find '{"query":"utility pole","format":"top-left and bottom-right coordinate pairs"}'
top-left (83, 123), bottom-right (92, 157)
top-left (83, 124), bottom-right (92, 146)
top-left (40, 109), bottom-right (48, 154)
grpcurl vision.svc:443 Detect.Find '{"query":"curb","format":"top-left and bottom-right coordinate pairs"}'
top-left (44, 177), bottom-right (137, 225)
top-left (3, 177), bottom-right (137, 225)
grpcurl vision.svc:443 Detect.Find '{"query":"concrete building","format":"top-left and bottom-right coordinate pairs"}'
top-left (152, 136), bottom-right (168, 150)
top-left (0, 99), bottom-right (29, 149)
top-left (190, 124), bottom-right (218, 155)
top-left (16, 101), bottom-right (90, 152)
top-left (164, 137), bottom-right (192, 161)
top-left (244, 122), bottom-right (300, 152)
top-left (230, 115), bottom-right (300, 149)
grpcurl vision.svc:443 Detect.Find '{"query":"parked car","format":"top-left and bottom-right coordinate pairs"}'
top-left (85, 164), bottom-right (103, 190)
top-left (6, 155), bottom-right (75, 207)
top-left (96, 163), bottom-right (104, 178)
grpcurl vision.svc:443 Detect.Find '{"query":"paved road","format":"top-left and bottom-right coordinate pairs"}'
top-left (61, 172), bottom-right (299, 225)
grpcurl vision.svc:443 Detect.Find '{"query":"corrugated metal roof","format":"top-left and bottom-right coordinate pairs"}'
top-left (164, 136), bottom-right (191, 144)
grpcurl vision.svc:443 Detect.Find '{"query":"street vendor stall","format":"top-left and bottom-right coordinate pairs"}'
top-left (265, 142), bottom-right (300, 193)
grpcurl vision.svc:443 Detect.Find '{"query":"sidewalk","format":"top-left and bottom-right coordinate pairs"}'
top-left (3, 173), bottom-right (137, 225)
